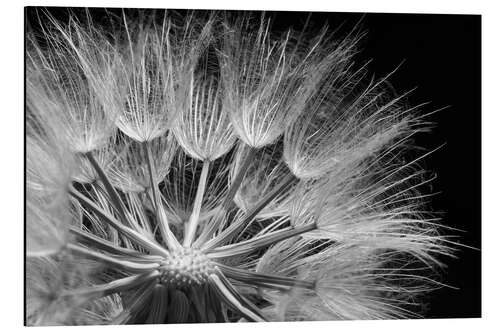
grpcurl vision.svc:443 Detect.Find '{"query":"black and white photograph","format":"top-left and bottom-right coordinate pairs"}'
top-left (15, 1), bottom-right (490, 330)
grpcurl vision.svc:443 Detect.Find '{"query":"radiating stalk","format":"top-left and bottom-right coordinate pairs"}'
top-left (255, 215), bottom-right (290, 236)
top-left (70, 186), bottom-right (170, 257)
top-left (208, 274), bottom-right (265, 322)
top-left (202, 173), bottom-right (296, 250)
top-left (194, 147), bottom-right (260, 248)
top-left (87, 182), bottom-right (137, 247)
top-left (86, 158), bottom-right (141, 248)
top-left (218, 264), bottom-right (315, 290)
top-left (214, 268), bottom-right (267, 317)
top-left (207, 222), bottom-right (317, 259)
top-left (70, 226), bottom-right (146, 257)
top-left (61, 270), bottom-right (160, 299)
top-left (238, 281), bottom-right (291, 292)
top-left (143, 141), bottom-right (181, 251)
top-left (66, 243), bottom-right (160, 272)
top-left (184, 159), bottom-right (210, 246)
top-left (85, 151), bottom-right (130, 227)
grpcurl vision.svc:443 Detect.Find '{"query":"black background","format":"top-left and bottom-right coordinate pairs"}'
top-left (269, 11), bottom-right (481, 318)
top-left (363, 13), bottom-right (481, 319)
top-left (26, 8), bottom-right (481, 319)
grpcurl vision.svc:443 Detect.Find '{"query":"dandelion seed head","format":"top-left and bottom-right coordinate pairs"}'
top-left (26, 9), bottom-right (454, 325)
top-left (113, 21), bottom-right (177, 142)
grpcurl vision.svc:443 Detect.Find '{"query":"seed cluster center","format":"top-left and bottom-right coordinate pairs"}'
top-left (159, 248), bottom-right (214, 287)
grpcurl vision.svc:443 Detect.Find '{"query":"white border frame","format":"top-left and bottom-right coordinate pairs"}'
top-left (3, 1), bottom-right (498, 332)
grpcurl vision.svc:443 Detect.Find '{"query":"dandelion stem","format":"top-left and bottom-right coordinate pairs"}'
top-left (184, 159), bottom-right (210, 247)
top-left (69, 186), bottom-right (170, 257)
top-left (142, 141), bottom-right (181, 251)
top-left (203, 173), bottom-right (296, 250)
top-left (66, 243), bottom-right (160, 272)
top-left (207, 222), bottom-right (316, 258)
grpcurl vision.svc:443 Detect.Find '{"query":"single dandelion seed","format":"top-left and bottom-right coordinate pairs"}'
top-left (173, 72), bottom-right (237, 245)
top-left (221, 16), bottom-right (302, 149)
top-left (283, 61), bottom-right (416, 180)
top-left (113, 16), bottom-right (177, 143)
